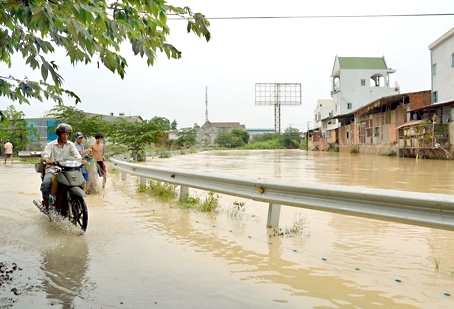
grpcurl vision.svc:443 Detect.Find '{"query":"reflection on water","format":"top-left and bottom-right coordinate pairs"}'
top-left (40, 236), bottom-right (89, 308)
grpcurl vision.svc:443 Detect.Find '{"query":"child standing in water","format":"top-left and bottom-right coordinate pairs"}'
top-left (90, 133), bottom-right (106, 188)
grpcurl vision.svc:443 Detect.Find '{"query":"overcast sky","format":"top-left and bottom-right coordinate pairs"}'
top-left (2, 0), bottom-right (454, 131)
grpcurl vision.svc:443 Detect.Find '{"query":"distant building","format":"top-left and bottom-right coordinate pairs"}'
top-left (26, 118), bottom-right (59, 142)
top-left (167, 130), bottom-right (178, 140)
top-left (429, 27), bottom-right (454, 105)
top-left (314, 99), bottom-right (335, 134)
top-left (25, 111), bottom-right (144, 150)
top-left (195, 121), bottom-right (246, 146)
top-left (91, 112), bottom-right (143, 123)
top-left (247, 128), bottom-right (274, 134)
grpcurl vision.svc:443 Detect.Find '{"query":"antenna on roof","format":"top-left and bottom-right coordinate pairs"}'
top-left (205, 86), bottom-right (209, 122)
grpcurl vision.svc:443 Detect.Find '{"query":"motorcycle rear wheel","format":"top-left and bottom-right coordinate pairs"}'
top-left (70, 195), bottom-right (88, 231)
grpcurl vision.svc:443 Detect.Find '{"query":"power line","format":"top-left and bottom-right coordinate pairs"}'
top-left (169, 13), bottom-right (454, 20)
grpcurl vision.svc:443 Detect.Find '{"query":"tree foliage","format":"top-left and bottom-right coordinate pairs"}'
top-left (174, 127), bottom-right (196, 147)
top-left (282, 127), bottom-right (301, 149)
top-left (170, 119), bottom-right (177, 130)
top-left (109, 116), bottom-right (170, 161)
top-left (214, 129), bottom-right (250, 148)
top-left (0, 105), bottom-right (39, 152)
top-left (48, 105), bottom-right (107, 139)
top-left (247, 127), bottom-right (301, 149)
top-left (0, 0), bottom-right (211, 105)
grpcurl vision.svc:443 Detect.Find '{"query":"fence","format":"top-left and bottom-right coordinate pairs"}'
top-left (110, 156), bottom-right (454, 231)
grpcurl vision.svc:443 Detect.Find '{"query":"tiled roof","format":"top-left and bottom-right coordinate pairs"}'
top-left (338, 57), bottom-right (387, 70)
top-left (211, 122), bottom-right (245, 129)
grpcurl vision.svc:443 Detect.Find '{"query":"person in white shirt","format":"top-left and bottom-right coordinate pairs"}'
top-left (40, 123), bottom-right (81, 212)
top-left (3, 139), bottom-right (13, 164)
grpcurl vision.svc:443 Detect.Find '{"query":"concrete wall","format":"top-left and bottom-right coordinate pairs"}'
top-left (408, 91), bottom-right (432, 110)
top-left (335, 70), bottom-right (399, 115)
top-left (431, 34), bottom-right (454, 104)
top-left (358, 144), bottom-right (399, 156)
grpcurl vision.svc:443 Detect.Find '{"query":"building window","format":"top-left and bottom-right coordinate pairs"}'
top-left (452, 54), bottom-right (454, 67)
top-left (374, 127), bottom-right (380, 137)
top-left (432, 63), bottom-right (437, 76)
top-left (361, 79), bottom-right (366, 86)
top-left (347, 103), bottom-right (352, 109)
top-left (432, 91), bottom-right (438, 103)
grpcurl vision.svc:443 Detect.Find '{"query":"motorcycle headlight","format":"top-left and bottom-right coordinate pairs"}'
top-left (60, 159), bottom-right (82, 168)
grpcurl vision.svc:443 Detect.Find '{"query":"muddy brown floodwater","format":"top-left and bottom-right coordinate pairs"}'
top-left (1, 149), bottom-right (454, 309)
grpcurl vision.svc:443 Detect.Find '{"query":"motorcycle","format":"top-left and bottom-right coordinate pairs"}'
top-left (33, 158), bottom-right (88, 232)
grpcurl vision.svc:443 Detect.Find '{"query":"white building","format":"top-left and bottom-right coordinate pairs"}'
top-left (313, 99), bottom-right (335, 133)
top-left (330, 56), bottom-right (400, 116)
top-left (429, 27), bottom-right (454, 105)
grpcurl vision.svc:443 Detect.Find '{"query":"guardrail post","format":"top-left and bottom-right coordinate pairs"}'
top-left (180, 185), bottom-right (189, 201)
top-left (140, 177), bottom-right (147, 185)
top-left (267, 203), bottom-right (281, 228)
top-left (121, 171), bottom-right (127, 180)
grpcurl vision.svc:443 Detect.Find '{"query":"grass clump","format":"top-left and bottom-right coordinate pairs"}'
top-left (199, 192), bottom-right (220, 212)
top-left (159, 151), bottom-right (171, 158)
top-left (179, 192), bottom-right (220, 212)
top-left (137, 182), bottom-right (147, 193)
top-left (180, 195), bottom-right (201, 209)
top-left (226, 201), bottom-right (247, 217)
top-left (284, 213), bottom-right (308, 236)
top-left (434, 256), bottom-right (441, 271)
top-left (19, 157), bottom-right (40, 164)
top-left (137, 180), bottom-right (178, 202)
top-left (272, 212), bottom-right (309, 237)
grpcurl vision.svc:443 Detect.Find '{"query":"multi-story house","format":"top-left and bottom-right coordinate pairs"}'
top-left (429, 27), bottom-right (454, 107)
top-left (314, 99), bottom-right (334, 132)
top-left (331, 56), bottom-right (400, 116)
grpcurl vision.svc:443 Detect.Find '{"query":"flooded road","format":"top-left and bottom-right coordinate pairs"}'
top-left (1, 150), bottom-right (454, 308)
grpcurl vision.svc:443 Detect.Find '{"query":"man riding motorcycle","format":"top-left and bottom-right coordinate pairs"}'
top-left (40, 123), bottom-right (83, 213)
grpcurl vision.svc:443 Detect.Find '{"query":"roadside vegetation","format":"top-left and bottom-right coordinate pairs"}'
top-left (3, 102), bottom-right (304, 159)
top-left (0, 105), bottom-right (40, 154)
top-left (135, 180), bottom-right (309, 239)
top-left (137, 180), bottom-right (221, 212)
top-left (272, 212), bottom-right (309, 238)
top-left (213, 127), bottom-right (302, 150)
top-left (137, 180), bottom-right (178, 203)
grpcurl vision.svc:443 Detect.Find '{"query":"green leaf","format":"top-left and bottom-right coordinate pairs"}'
top-left (1, 0), bottom-right (211, 106)
top-left (66, 18), bottom-right (77, 38)
top-left (40, 62), bottom-right (49, 82)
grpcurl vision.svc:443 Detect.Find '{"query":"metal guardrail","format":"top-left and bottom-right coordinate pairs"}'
top-left (111, 157), bottom-right (454, 231)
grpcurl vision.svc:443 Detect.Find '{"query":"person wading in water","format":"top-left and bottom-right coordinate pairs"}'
top-left (90, 133), bottom-right (106, 189)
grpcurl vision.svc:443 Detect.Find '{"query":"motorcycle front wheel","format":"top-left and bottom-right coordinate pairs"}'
top-left (70, 195), bottom-right (88, 232)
